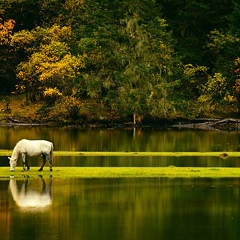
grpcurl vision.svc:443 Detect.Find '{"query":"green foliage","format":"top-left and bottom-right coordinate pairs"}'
top-left (206, 29), bottom-right (240, 113)
top-left (80, 3), bottom-right (180, 119)
top-left (207, 29), bottom-right (240, 85)
top-left (1, 0), bottom-right (240, 121)
top-left (126, 16), bottom-right (176, 116)
top-left (180, 65), bottom-right (237, 117)
top-left (195, 72), bottom-right (238, 116)
top-left (196, 73), bottom-right (227, 115)
top-left (161, 0), bottom-right (234, 65)
top-left (229, 2), bottom-right (240, 36)
top-left (207, 30), bottom-right (240, 61)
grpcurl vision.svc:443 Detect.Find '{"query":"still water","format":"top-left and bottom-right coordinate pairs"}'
top-left (0, 177), bottom-right (240, 240)
top-left (1, 126), bottom-right (240, 167)
top-left (1, 126), bottom-right (240, 240)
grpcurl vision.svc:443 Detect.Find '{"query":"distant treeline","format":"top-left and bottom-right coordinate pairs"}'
top-left (1, 0), bottom-right (240, 121)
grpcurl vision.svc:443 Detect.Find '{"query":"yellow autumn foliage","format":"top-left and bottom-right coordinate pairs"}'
top-left (43, 88), bottom-right (62, 105)
top-left (63, 96), bottom-right (82, 119)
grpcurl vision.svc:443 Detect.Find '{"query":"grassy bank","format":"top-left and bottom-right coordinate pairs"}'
top-left (2, 150), bottom-right (240, 179)
top-left (1, 167), bottom-right (240, 179)
top-left (1, 150), bottom-right (238, 157)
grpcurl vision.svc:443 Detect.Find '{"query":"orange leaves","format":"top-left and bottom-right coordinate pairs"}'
top-left (0, 18), bottom-right (16, 45)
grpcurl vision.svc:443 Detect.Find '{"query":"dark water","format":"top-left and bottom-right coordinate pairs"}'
top-left (1, 126), bottom-right (240, 167)
top-left (0, 177), bottom-right (240, 240)
top-left (1, 126), bottom-right (240, 240)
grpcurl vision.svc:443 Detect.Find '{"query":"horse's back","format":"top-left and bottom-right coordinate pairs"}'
top-left (19, 139), bottom-right (53, 156)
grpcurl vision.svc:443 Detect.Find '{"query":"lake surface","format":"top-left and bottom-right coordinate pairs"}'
top-left (1, 177), bottom-right (240, 240)
top-left (1, 126), bottom-right (240, 240)
top-left (1, 126), bottom-right (240, 167)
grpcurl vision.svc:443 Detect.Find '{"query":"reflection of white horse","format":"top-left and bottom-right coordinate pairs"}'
top-left (9, 177), bottom-right (53, 208)
top-left (8, 139), bottom-right (53, 172)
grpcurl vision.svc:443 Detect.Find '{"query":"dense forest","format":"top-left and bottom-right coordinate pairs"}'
top-left (1, 0), bottom-right (240, 124)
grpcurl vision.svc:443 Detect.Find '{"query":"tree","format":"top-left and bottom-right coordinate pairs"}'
top-left (111, 16), bottom-right (178, 120)
top-left (76, 0), bottom-right (180, 121)
top-left (0, 0), bottom-right (42, 95)
top-left (0, 0), bottom-right (40, 31)
top-left (234, 57), bottom-right (240, 112)
top-left (12, 25), bottom-right (85, 102)
top-left (229, 1), bottom-right (240, 36)
top-left (206, 30), bottom-right (240, 113)
top-left (0, 18), bottom-right (16, 94)
top-left (160, 0), bottom-right (234, 65)
top-left (1, 0), bottom-right (240, 120)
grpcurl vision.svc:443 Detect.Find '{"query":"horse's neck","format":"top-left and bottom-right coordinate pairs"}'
top-left (12, 144), bottom-right (21, 158)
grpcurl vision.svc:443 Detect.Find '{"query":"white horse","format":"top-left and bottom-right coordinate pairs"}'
top-left (9, 177), bottom-right (53, 209)
top-left (8, 139), bottom-right (53, 172)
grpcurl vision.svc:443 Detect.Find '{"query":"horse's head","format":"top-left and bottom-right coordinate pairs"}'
top-left (8, 156), bottom-right (17, 171)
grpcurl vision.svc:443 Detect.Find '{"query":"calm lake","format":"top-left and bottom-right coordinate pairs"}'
top-left (1, 177), bottom-right (240, 240)
top-left (1, 126), bottom-right (240, 167)
top-left (1, 126), bottom-right (240, 240)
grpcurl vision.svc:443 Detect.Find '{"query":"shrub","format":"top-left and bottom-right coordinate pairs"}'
top-left (43, 88), bottom-right (62, 105)
top-left (63, 96), bottom-right (82, 120)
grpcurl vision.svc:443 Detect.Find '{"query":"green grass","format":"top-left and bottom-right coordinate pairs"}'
top-left (1, 167), bottom-right (240, 179)
top-left (0, 150), bottom-right (238, 158)
top-left (2, 150), bottom-right (240, 179)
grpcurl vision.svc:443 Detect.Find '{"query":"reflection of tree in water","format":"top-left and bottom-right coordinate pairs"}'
top-left (9, 176), bottom-right (53, 209)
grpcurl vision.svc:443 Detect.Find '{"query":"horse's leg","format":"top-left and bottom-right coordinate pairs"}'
top-left (38, 154), bottom-right (47, 171)
top-left (48, 154), bottom-right (53, 172)
top-left (21, 153), bottom-right (28, 172)
top-left (25, 156), bottom-right (30, 171)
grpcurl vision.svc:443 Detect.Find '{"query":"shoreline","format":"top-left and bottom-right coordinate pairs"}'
top-left (1, 117), bottom-right (240, 130)
top-left (1, 167), bottom-right (240, 179)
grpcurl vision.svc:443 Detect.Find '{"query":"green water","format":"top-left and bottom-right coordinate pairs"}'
top-left (1, 126), bottom-right (240, 239)
top-left (0, 126), bottom-right (240, 167)
top-left (1, 177), bottom-right (240, 240)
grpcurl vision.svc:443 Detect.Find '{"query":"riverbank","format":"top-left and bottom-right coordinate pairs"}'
top-left (1, 95), bottom-right (240, 129)
top-left (1, 167), bottom-right (240, 179)
top-left (0, 96), bottom-right (178, 128)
